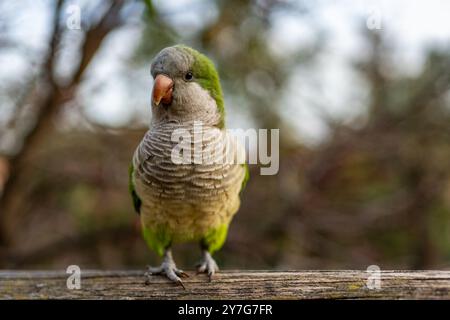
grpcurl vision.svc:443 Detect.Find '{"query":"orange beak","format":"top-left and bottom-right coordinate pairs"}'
top-left (152, 74), bottom-right (174, 106)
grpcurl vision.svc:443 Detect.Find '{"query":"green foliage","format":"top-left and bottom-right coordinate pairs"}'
top-left (133, 0), bottom-right (179, 64)
top-left (142, 0), bottom-right (156, 20)
top-left (67, 183), bottom-right (132, 234)
top-left (429, 205), bottom-right (450, 259)
top-left (68, 184), bottom-right (99, 233)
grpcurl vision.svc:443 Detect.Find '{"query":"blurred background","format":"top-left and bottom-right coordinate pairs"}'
top-left (1, 0), bottom-right (450, 271)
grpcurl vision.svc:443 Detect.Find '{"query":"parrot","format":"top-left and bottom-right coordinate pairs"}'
top-left (129, 45), bottom-right (249, 287)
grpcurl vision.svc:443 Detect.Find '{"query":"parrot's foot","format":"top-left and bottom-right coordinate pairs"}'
top-left (146, 250), bottom-right (188, 289)
top-left (196, 251), bottom-right (219, 281)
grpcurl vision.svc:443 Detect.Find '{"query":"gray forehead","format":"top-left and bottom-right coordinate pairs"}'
top-left (151, 47), bottom-right (193, 77)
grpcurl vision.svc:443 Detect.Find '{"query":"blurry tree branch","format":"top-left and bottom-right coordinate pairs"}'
top-left (0, 0), bottom-right (127, 246)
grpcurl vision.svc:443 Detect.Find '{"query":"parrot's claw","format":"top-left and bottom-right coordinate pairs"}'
top-left (177, 279), bottom-right (186, 290)
top-left (147, 264), bottom-right (188, 288)
top-left (148, 265), bottom-right (189, 278)
top-left (196, 251), bottom-right (219, 281)
top-left (146, 251), bottom-right (188, 289)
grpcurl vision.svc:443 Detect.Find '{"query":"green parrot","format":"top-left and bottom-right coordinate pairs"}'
top-left (129, 45), bottom-right (249, 286)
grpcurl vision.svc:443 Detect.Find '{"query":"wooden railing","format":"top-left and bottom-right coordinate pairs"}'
top-left (1, 270), bottom-right (449, 299)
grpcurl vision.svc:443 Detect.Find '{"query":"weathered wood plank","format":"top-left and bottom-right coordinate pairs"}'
top-left (0, 270), bottom-right (449, 299)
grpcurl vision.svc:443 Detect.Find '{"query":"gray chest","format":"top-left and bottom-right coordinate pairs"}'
top-left (133, 122), bottom-right (244, 203)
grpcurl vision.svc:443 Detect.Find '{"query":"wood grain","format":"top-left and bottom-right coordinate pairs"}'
top-left (0, 270), bottom-right (449, 299)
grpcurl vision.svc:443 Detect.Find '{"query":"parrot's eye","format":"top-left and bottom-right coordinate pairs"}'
top-left (184, 71), bottom-right (193, 81)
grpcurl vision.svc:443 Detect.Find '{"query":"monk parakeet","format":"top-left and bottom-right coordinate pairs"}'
top-left (129, 45), bottom-right (249, 287)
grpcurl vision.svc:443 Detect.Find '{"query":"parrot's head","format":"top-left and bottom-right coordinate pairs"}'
top-left (150, 45), bottom-right (225, 128)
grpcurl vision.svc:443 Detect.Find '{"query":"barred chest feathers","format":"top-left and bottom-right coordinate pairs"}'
top-left (133, 121), bottom-right (246, 241)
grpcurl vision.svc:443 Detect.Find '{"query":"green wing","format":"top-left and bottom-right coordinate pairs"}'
top-left (128, 163), bottom-right (142, 214)
top-left (240, 163), bottom-right (250, 195)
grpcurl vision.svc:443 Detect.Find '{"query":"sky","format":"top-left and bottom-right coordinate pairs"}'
top-left (1, 0), bottom-right (450, 148)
